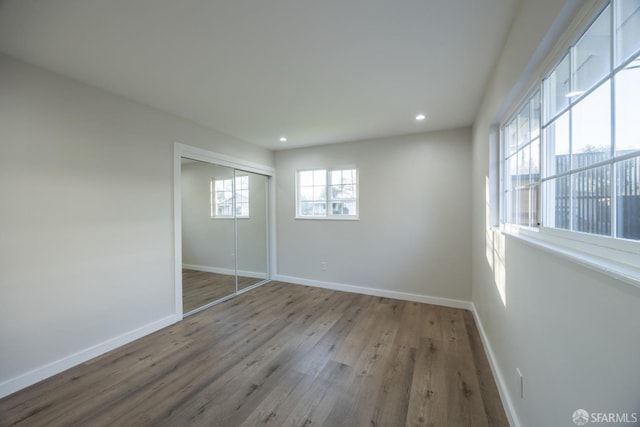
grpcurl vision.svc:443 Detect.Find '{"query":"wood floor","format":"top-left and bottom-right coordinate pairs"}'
top-left (0, 282), bottom-right (508, 427)
top-left (182, 269), bottom-right (263, 313)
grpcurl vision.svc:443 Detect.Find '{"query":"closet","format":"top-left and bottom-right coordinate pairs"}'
top-left (177, 147), bottom-right (271, 316)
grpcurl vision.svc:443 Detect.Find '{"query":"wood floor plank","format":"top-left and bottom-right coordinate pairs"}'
top-left (462, 310), bottom-right (510, 427)
top-left (0, 282), bottom-right (509, 427)
top-left (441, 308), bottom-right (490, 427)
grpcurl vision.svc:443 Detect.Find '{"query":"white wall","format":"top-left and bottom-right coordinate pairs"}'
top-left (0, 53), bottom-right (273, 397)
top-left (275, 129), bottom-right (472, 303)
top-left (472, 1), bottom-right (640, 426)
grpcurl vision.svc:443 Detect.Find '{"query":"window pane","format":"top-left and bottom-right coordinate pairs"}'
top-left (515, 185), bottom-right (539, 227)
top-left (544, 176), bottom-right (571, 230)
top-left (313, 170), bottom-right (326, 186)
top-left (615, 59), bottom-right (640, 154)
top-left (573, 6), bottom-right (611, 95)
top-left (506, 121), bottom-right (518, 155)
top-left (516, 188), bottom-right (530, 226)
top-left (299, 171), bottom-right (314, 186)
top-left (517, 104), bottom-right (530, 149)
top-left (509, 189), bottom-right (519, 225)
top-left (530, 94), bottom-right (541, 140)
top-left (572, 165), bottom-right (611, 235)
top-left (312, 187), bottom-right (326, 201)
top-left (508, 154), bottom-right (518, 190)
top-left (544, 54), bottom-right (570, 122)
top-left (299, 187), bottom-right (314, 201)
top-left (530, 138), bottom-right (541, 179)
top-left (330, 170), bottom-right (342, 185)
top-left (616, 157), bottom-right (640, 239)
top-left (343, 169), bottom-right (356, 183)
top-left (615, 0), bottom-right (640, 65)
top-left (572, 81), bottom-right (612, 168)
top-left (544, 112), bottom-right (570, 177)
top-left (331, 184), bottom-right (356, 200)
top-left (331, 201), bottom-right (356, 216)
top-left (517, 145), bottom-right (531, 185)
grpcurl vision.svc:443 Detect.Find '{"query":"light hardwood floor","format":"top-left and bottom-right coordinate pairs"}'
top-left (0, 282), bottom-right (508, 427)
top-left (182, 269), bottom-right (263, 313)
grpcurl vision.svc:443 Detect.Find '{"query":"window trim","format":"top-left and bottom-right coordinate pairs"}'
top-left (295, 168), bottom-right (359, 220)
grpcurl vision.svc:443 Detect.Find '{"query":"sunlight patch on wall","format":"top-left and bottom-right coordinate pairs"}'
top-left (485, 176), bottom-right (507, 306)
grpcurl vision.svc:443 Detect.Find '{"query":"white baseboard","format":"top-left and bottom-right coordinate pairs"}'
top-left (274, 274), bottom-right (473, 310)
top-left (470, 303), bottom-right (520, 427)
top-left (183, 264), bottom-right (267, 280)
top-left (0, 314), bottom-right (179, 399)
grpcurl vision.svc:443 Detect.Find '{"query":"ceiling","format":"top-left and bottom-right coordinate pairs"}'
top-left (0, 0), bottom-right (519, 150)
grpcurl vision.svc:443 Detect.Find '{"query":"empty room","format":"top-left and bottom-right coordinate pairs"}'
top-left (1, 0), bottom-right (639, 426)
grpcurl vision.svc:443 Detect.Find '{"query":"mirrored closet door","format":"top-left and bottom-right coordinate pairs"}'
top-left (180, 157), bottom-right (270, 316)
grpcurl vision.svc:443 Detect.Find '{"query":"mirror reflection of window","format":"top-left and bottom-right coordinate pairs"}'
top-left (211, 175), bottom-right (249, 218)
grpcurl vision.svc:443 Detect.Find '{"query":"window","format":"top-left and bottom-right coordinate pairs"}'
top-left (501, 0), bottom-right (640, 242)
top-left (211, 175), bottom-right (249, 218)
top-left (296, 168), bottom-right (358, 219)
top-left (502, 93), bottom-right (541, 228)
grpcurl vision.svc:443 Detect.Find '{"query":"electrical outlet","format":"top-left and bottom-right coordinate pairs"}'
top-left (516, 368), bottom-right (524, 399)
top-left (320, 261), bottom-right (327, 271)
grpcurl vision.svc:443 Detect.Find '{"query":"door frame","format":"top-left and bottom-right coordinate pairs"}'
top-left (173, 142), bottom-right (276, 317)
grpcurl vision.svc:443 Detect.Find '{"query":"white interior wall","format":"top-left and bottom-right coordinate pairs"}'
top-left (275, 129), bottom-right (472, 303)
top-left (472, 1), bottom-right (640, 425)
top-left (0, 53), bottom-right (273, 397)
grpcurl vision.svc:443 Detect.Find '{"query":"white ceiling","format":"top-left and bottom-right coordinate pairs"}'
top-left (0, 0), bottom-right (519, 150)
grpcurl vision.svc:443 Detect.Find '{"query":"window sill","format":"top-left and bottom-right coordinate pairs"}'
top-left (295, 216), bottom-right (359, 221)
top-left (498, 226), bottom-right (640, 289)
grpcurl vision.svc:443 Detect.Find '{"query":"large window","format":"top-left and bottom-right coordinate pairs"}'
top-left (296, 168), bottom-right (358, 219)
top-left (502, 0), bottom-right (640, 242)
top-left (211, 175), bottom-right (249, 218)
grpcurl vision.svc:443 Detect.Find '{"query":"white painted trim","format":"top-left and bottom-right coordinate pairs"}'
top-left (0, 314), bottom-right (179, 399)
top-left (175, 142), bottom-right (275, 176)
top-left (274, 275), bottom-right (472, 310)
top-left (470, 303), bottom-right (521, 427)
top-left (501, 228), bottom-right (640, 289)
top-left (174, 144), bottom-right (184, 318)
top-left (182, 264), bottom-right (268, 280)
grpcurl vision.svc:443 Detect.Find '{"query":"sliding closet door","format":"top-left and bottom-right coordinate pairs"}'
top-left (181, 159), bottom-right (236, 314)
top-left (235, 170), bottom-right (269, 291)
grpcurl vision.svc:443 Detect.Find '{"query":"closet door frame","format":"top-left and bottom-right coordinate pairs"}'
top-left (173, 142), bottom-right (276, 318)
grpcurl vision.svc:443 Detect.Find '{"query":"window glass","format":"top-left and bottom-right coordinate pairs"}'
top-left (572, 165), bottom-right (611, 236)
top-left (615, 58), bottom-right (640, 154)
top-left (615, 0), bottom-right (640, 65)
top-left (571, 81), bottom-right (611, 168)
top-left (573, 6), bottom-right (611, 95)
top-left (516, 104), bottom-right (530, 148)
top-left (616, 157), bottom-right (640, 239)
top-left (544, 112), bottom-right (570, 177)
top-left (544, 176), bottom-right (571, 230)
top-left (544, 54), bottom-right (570, 122)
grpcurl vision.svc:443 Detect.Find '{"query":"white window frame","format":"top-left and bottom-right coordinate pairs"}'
top-left (295, 168), bottom-right (359, 220)
top-left (211, 175), bottom-right (249, 219)
top-left (498, 0), bottom-right (640, 288)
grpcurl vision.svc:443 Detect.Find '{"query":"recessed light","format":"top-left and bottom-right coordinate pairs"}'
top-left (279, 137), bottom-right (287, 142)
top-left (416, 114), bottom-right (426, 121)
